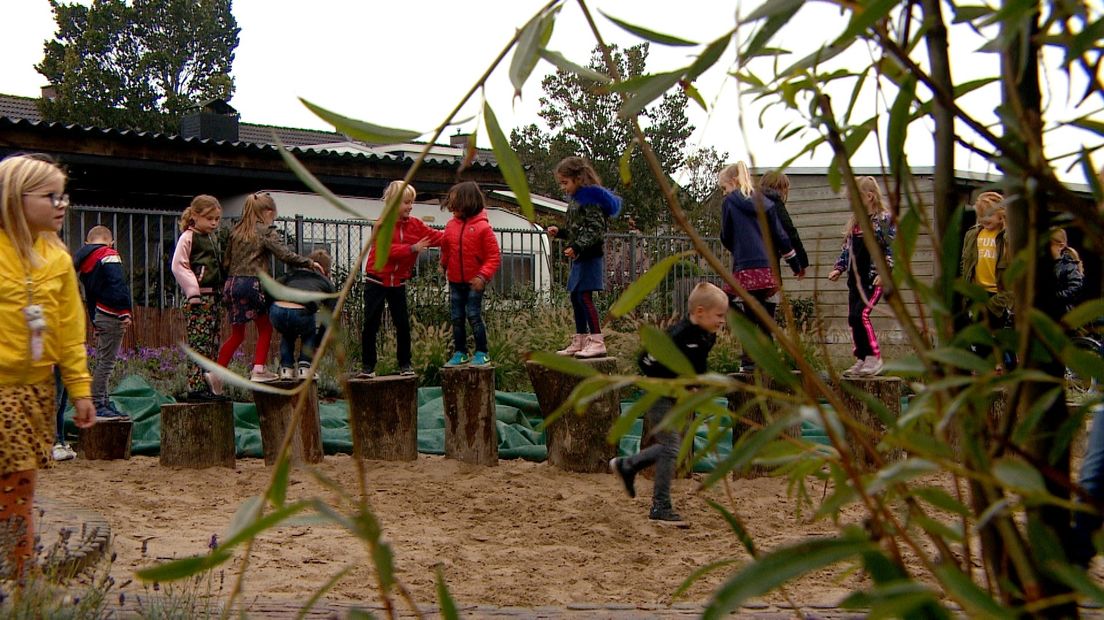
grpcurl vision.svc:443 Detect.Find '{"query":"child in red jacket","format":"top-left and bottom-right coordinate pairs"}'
top-left (439, 181), bottom-right (501, 366)
top-left (358, 181), bottom-right (444, 378)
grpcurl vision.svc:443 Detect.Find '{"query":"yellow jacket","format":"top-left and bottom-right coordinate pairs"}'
top-left (0, 233), bottom-right (91, 398)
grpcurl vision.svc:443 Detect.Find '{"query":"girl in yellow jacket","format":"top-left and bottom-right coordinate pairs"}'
top-left (0, 154), bottom-right (95, 577)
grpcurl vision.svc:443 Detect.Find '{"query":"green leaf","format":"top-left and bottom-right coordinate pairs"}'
top-left (701, 413), bottom-right (797, 487)
top-left (744, 0), bottom-right (804, 23)
top-left (616, 70), bottom-right (684, 120)
top-left (276, 140), bottom-right (372, 220)
top-left (913, 514), bottom-right (963, 542)
top-left (924, 347), bottom-right (993, 374)
top-left (1047, 560), bottom-right (1104, 605)
top-left (933, 564), bottom-right (1015, 619)
top-left (135, 550), bottom-right (231, 583)
top-left (682, 81), bottom-right (707, 111)
top-left (372, 539), bottom-right (395, 590)
top-left (726, 309), bottom-right (797, 390)
top-left (528, 351), bottom-right (600, 378)
top-left (609, 251), bottom-right (694, 317)
top-left (992, 457), bottom-right (1046, 497)
top-left (1071, 117), bottom-right (1104, 138)
top-left (300, 98), bottom-right (420, 143)
top-left (639, 325), bottom-right (696, 377)
top-left (838, 0), bottom-right (901, 42)
top-left (509, 8), bottom-right (558, 96)
top-left (686, 34), bottom-right (730, 81)
top-left (705, 499), bottom-right (757, 557)
top-left (703, 536), bottom-right (876, 618)
top-left (294, 565), bottom-right (355, 620)
top-left (484, 103), bottom-right (534, 222)
top-left (220, 501), bottom-right (311, 551)
top-left (742, 6), bottom-right (801, 64)
top-left (952, 4), bottom-right (993, 23)
top-left (258, 271), bottom-right (339, 304)
top-left (538, 49), bottom-right (610, 83)
top-left (599, 10), bottom-right (698, 46)
top-left (1064, 299), bottom-right (1104, 330)
top-left (371, 187), bottom-right (403, 270)
top-left (911, 487), bottom-right (970, 516)
top-left (607, 391), bottom-right (660, 444)
top-left (435, 566), bottom-right (460, 620)
top-left (618, 140), bottom-right (634, 186)
top-left (673, 558), bottom-right (742, 599)
top-left (182, 344), bottom-right (298, 396)
top-left (886, 76), bottom-right (916, 173)
top-left (268, 457), bottom-right (290, 508)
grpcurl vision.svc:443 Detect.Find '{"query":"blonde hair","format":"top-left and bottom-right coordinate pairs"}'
top-left (688, 282), bottom-right (728, 313)
top-left (86, 225), bottom-right (113, 243)
top-left (382, 180), bottom-right (416, 205)
top-left (1051, 228), bottom-right (1084, 274)
top-left (973, 191), bottom-right (1005, 217)
top-left (844, 176), bottom-right (890, 234)
top-left (232, 191), bottom-right (276, 243)
top-left (0, 154), bottom-right (67, 267)
top-left (718, 161), bottom-right (754, 197)
top-left (180, 194), bottom-right (222, 232)
top-left (309, 249), bottom-right (332, 276)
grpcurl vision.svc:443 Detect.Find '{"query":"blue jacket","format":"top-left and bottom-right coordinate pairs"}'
top-left (75, 243), bottom-right (132, 321)
top-left (719, 190), bottom-right (799, 274)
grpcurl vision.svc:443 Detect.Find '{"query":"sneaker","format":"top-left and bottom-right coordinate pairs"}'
top-left (609, 458), bottom-right (636, 498)
top-left (204, 371), bottom-right (223, 396)
top-left (52, 443), bottom-right (76, 462)
top-left (738, 359), bottom-right (756, 374)
top-left (858, 356), bottom-right (884, 377)
top-left (354, 370), bottom-right (376, 379)
top-left (649, 505), bottom-right (689, 528)
top-left (278, 367), bottom-right (296, 381)
top-left (398, 365), bottom-right (415, 376)
top-left (471, 351), bottom-right (491, 366)
top-left (842, 358), bottom-right (865, 377)
top-left (298, 365), bottom-right (311, 380)
top-left (95, 403), bottom-right (129, 420)
top-left (446, 352), bottom-right (470, 367)
top-left (250, 368), bottom-right (279, 383)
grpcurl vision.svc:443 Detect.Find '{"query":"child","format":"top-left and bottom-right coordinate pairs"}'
top-left (74, 225), bottom-right (132, 418)
top-left (358, 181), bottom-right (444, 378)
top-left (718, 161), bottom-right (803, 372)
top-left (171, 194), bottom-right (228, 401)
top-left (959, 191), bottom-right (1011, 366)
top-left (217, 192), bottom-right (318, 382)
top-left (0, 154), bottom-right (95, 577)
top-left (439, 181), bottom-right (501, 367)
top-left (52, 367), bottom-right (76, 460)
top-left (1050, 228), bottom-right (1083, 316)
top-left (547, 156), bottom-right (621, 358)
top-left (271, 249), bottom-right (337, 380)
top-left (757, 170), bottom-right (809, 276)
top-left (828, 176), bottom-right (895, 377)
top-left (609, 282), bottom-right (728, 526)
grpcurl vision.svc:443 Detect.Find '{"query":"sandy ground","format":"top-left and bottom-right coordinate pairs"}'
top-left (40, 454), bottom-right (870, 609)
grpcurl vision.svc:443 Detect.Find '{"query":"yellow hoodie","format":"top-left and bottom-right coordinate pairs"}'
top-left (0, 233), bottom-right (91, 398)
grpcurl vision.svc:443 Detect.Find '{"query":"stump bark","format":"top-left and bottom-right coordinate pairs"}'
top-left (78, 418), bottom-right (132, 460)
top-left (160, 402), bottom-right (235, 468)
top-left (726, 370), bottom-right (803, 478)
top-left (838, 376), bottom-right (903, 470)
top-left (346, 375), bottom-right (419, 461)
top-left (441, 365), bottom-right (497, 466)
top-left (253, 381), bottom-right (324, 466)
top-left (526, 357), bottom-right (619, 473)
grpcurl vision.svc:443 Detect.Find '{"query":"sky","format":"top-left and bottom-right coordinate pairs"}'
top-left (0, 1), bottom-right (1098, 185)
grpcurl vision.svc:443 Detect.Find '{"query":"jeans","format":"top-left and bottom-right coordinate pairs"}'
top-left (621, 397), bottom-right (679, 508)
top-left (361, 281), bottom-right (411, 371)
top-left (449, 283), bottom-right (487, 354)
top-left (91, 314), bottom-right (126, 408)
top-left (268, 305), bottom-right (319, 368)
top-left (53, 366), bottom-right (66, 444)
top-left (1072, 401), bottom-right (1104, 563)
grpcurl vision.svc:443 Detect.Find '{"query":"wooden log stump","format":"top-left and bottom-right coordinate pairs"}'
top-left (441, 365), bottom-right (497, 466)
top-left (525, 357), bottom-right (619, 473)
top-left (838, 376), bottom-right (903, 470)
top-left (346, 375), bottom-right (419, 461)
top-left (253, 381), bottom-right (324, 466)
top-left (726, 371), bottom-right (803, 478)
top-left (160, 402), bottom-right (235, 468)
top-left (78, 418), bottom-right (132, 460)
top-left (950, 387), bottom-right (1008, 459)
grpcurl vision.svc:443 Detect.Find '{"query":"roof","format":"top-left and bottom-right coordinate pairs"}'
top-left (0, 94), bottom-right (40, 120)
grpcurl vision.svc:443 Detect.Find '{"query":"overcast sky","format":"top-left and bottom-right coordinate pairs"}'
top-left (1, 1), bottom-right (1097, 184)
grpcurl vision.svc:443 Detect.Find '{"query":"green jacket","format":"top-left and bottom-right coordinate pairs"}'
top-left (961, 224), bottom-right (1012, 315)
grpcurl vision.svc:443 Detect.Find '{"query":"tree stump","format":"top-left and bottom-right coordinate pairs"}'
top-left (78, 418), bottom-right (132, 460)
top-left (726, 371), bottom-right (803, 478)
top-left (949, 387), bottom-right (1008, 459)
top-left (441, 365), bottom-right (497, 466)
top-left (526, 357), bottom-right (619, 473)
top-left (346, 375), bottom-right (419, 461)
top-left (838, 376), bottom-right (903, 470)
top-left (159, 402), bottom-right (235, 468)
top-left (253, 381), bottom-right (324, 466)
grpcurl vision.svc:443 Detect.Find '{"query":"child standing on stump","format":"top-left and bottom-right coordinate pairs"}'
top-left (828, 176), bottom-right (895, 377)
top-left (359, 180), bottom-right (443, 378)
top-left (0, 154), bottom-right (95, 577)
top-left (1050, 228), bottom-right (1083, 316)
top-left (610, 282), bottom-right (728, 527)
top-left (171, 195), bottom-right (229, 402)
top-left (75, 225), bottom-right (133, 418)
top-left (959, 191), bottom-right (1012, 368)
top-left (270, 249), bottom-right (336, 380)
top-left (440, 181), bottom-right (500, 367)
top-left (547, 156), bottom-right (621, 359)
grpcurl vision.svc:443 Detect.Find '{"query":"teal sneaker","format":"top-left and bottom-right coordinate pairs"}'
top-left (471, 351), bottom-right (491, 366)
top-left (446, 352), bottom-right (470, 367)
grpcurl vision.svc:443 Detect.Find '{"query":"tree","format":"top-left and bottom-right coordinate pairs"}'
top-left (510, 44), bottom-right (694, 232)
top-left (36, 0), bottom-right (239, 133)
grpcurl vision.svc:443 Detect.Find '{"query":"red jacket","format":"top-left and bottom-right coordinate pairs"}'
top-left (440, 211), bottom-right (501, 284)
top-left (363, 216), bottom-right (445, 287)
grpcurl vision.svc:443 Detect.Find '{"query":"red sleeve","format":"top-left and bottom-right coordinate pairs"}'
top-left (478, 223), bottom-right (501, 281)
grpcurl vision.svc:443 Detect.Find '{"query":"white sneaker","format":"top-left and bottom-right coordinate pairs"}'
top-left (250, 368), bottom-right (279, 383)
top-left (842, 358), bottom-right (865, 376)
top-left (297, 366), bottom-right (311, 380)
top-left (52, 443), bottom-right (76, 461)
top-left (858, 356), bottom-right (884, 376)
top-left (204, 371), bottom-right (223, 396)
top-left (278, 367), bottom-right (296, 381)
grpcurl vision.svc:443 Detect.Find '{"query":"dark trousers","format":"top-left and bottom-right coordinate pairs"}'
top-left (449, 283), bottom-right (487, 354)
top-left (729, 290), bottom-right (776, 366)
top-left (361, 281), bottom-right (411, 371)
top-left (53, 366), bottom-right (66, 444)
top-left (847, 279), bottom-right (882, 359)
top-left (269, 305), bottom-right (319, 368)
top-left (621, 397), bottom-right (679, 509)
top-left (570, 290), bottom-right (600, 334)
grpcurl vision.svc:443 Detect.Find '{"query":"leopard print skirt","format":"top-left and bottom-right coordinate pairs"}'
top-left (0, 382), bottom-right (55, 475)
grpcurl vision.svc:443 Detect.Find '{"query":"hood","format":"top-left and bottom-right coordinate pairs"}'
top-left (573, 185), bottom-right (622, 218)
top-left (460, 210), bottom-right (490, 225)
top-left (760, 187), bottom-right (785, 205)
top-left (74, 243), bottom-right (109, 272)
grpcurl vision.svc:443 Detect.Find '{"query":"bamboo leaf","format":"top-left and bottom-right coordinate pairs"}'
top-left (640, 324), bottom-right (696, 377)
top-left (276, 139), bottom-right (371, 220)
top-left (528, 351), bottom-right (600, 378)
top-left (1064, 299), bottom-right (1104, 330)
top-left (727, 310), bottom-right (798, 390)
top-left (599, 10), bottom-right (698, 46)
top-left (295, 565), bottom-right (355, 620)
top-left (135, 550), bottom-right (232, 583)
top-left (744, 0), bottom-right (804, 23)
top-left (371, 187), bottom-right (403, 270)
top-left (619, 140), bottom-right (634, 185)
top-left (992, 457), bottom-right (1046, 496)
top-left (509, 8), bottom-right (558, 96)
top-left (484, 103), bottom-right (534, 221)
top-left (220, 501), bottom-right (311, 550)
top-left (886, 76), bottom-right (917, 173)
top-left (923, 347), bottom-right (993, 373)
top-left (742, 3), bottom-right (801, 63)
top-left (911, 487), bottom-right (970, 516)
top-left (700, 414), bottom-right (797, 487)
top-left (838, 0), bottom-right (901, 41)
top-left (682, 81), bottom-right (708, 111)
top-left (258, 271), bottom-right (339, 304)
top-left (617, 70), bottom-right (685, 120)
top-left (608, 391), bottom-right (660, 444)
top-left (934, 565), bottom-right (1015, 619)
top-left (705, 499), bottom-right (757, 557)
top-left (539, 49), bottom-right (610, 84)
top-left (436, 566), bottom-right (460, 620)
top-left (182, 344), bottom-right (298, 396)
top-left (372, 539), bottom-right (395, 589)
top-left (609, 251), bottom-right (694, 317)
top-left (673, 558), bottom-right (742, 598)
top-left (687, 34), bottom-right (730, 81)
top-left (268, 457), bottom-right (290, 508)
top-left (300, 98), bottom-right (420, 143)
top-left (1071, 117), bottom-right (1104, 138)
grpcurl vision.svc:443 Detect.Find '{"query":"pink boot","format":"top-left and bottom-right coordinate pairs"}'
top-left (575, 334), bottom-right (607, 358)
top-left (557, 334), bottom-right (587, 356)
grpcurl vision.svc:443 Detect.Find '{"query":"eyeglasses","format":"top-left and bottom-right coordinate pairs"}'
top-left (23, 192), bottom-right (70, 209)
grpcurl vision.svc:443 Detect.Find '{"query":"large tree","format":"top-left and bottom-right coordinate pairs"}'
top-left (510, 44), bottom-right (694, 232)
top-left (36, 0), bottom-right (239, 133)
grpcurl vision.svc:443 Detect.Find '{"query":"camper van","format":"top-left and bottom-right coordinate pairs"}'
top-left (222, 190), bottom-right (554, 296)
